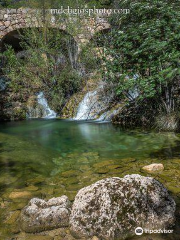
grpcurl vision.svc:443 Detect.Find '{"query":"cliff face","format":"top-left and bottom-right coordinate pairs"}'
top-left (0, 91), bottom-right (27, 121)
top-left (0, 74), bottom-right (28, 121)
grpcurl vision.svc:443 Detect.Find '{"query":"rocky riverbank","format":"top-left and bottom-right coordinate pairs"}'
top-left (7, 174), bottom-right (177, 240)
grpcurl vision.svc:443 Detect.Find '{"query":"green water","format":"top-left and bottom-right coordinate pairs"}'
top-left (0, 119), bottom-right (180, 239)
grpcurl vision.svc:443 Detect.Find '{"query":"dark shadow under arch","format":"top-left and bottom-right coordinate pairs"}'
top-left (1, 27), bottom-right (78, 55)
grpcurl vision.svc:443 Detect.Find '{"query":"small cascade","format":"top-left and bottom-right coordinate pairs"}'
top-left (73, 83), bottom-right (119, 121)
top-left (74, 90), bottom-right (99, 120)
top-left (27, 92), bottom-right (57, 119)
top-left (37, 92), bottom-right (57, 119)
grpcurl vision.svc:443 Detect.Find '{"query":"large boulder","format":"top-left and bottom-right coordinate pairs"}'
top-left (70, 174), bottom-right (176, 240)
top-left (20, 195), bottom-right (71, 233)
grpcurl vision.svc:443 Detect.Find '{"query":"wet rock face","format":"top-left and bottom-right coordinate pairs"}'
top-left (70, 174), bottom-right (176, 240)
top-left (20, 196), bottom-right (71, 233)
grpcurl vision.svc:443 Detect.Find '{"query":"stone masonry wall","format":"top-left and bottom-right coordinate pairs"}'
top-left (0, 8), bottom-right (111, 49)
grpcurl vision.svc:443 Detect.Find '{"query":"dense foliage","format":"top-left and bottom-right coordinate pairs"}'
top-left (1, 25), bottom-right (83, 113)
top-left (100, 0), bottom-right (180, 129)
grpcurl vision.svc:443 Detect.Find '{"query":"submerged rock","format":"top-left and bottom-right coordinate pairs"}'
top-left (9, 191), bottom-right (33, 200)
top-left (5, 210), bottom-right (20, 224)
top-left (142, 163), bottom-right (164, 173)
top-left (17, 234), bottom-right (54, 240)
top-left (70, 174), bottom-right (176, 240)
top-left (20, 195), bottom-right (71, 233)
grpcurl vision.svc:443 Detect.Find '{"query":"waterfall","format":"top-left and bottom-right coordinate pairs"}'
top-left (73, 83), bottom-right (119, 121)
top-left (37, 92), bottom-right (57, 119)
top-left (27, 92), bottom-right (57, 119)
top-left (74, 90), bottom-right (99, 120)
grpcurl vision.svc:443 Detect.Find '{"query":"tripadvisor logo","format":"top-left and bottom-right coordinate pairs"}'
top-left (135, 227), bottom-right (173, 235)
top-left (135, 227), bottom-right (143, 235)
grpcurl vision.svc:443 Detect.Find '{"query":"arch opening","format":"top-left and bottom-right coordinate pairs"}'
top-left (1, 29), bottom-right (24, 53)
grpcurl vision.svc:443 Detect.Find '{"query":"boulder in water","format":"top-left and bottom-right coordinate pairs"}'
top-left (20, 195), bottom-right (71, 233)
top-left (142, 163), bottom-right (164, 173)
top-left (70, 174), bottom-right (176, 240)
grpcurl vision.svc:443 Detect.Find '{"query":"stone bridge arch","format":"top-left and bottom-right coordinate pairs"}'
top-left (0, 9), bottom-right (111, 52)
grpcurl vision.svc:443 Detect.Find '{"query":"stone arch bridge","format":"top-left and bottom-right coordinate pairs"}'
top-left (0, 8), bottom-right (111, 52)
